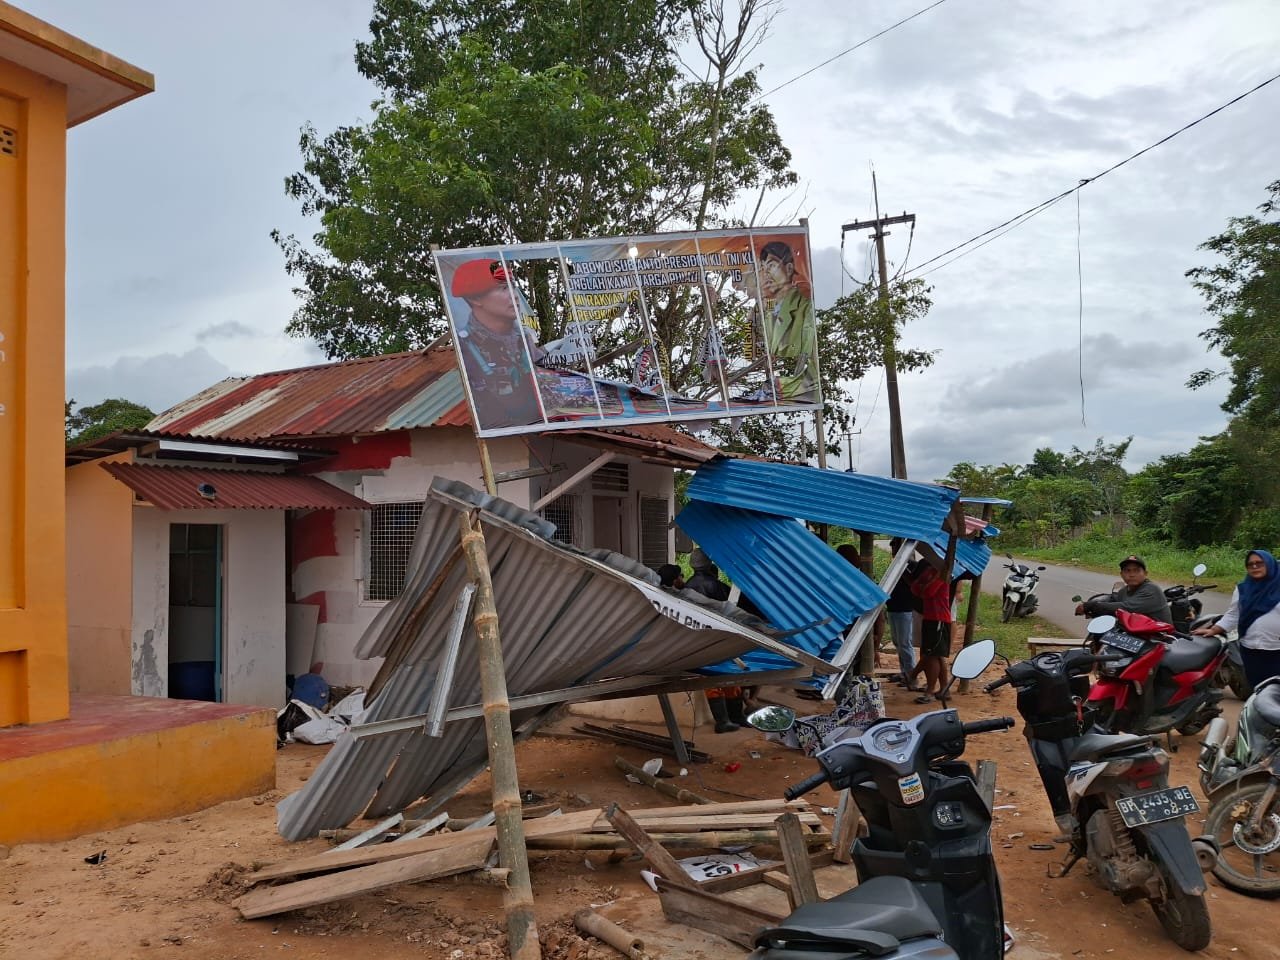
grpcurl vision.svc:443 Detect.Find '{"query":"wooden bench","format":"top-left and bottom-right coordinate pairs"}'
top-left (1026, 637), bottom-right (1086, 656)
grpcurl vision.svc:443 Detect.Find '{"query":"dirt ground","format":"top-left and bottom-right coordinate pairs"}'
top-left (1, 680), bottom-right (1275, 960)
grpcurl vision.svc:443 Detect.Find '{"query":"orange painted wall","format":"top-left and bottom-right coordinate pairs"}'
top-left (0, 57), bottom-right (69, 726)
top-left (66, 455), bottom-right (134, 695)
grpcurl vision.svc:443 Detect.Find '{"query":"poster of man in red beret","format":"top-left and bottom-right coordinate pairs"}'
top-left (435, 225), bottom-right (820, 438)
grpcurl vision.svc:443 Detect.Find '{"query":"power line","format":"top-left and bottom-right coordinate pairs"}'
top-left (907, 69), bottom-right (1280, 278)
top-left (754, 0), bottom-right (953, 101)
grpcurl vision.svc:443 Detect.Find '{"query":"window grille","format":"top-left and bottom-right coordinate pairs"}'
top-left (365, 501), bottom-right (424, 601)
top-left (639, 495), bottom-right (670, 568)
top-left (540, 494), bottom-right (579, 546)
top-left (592, 461), bottom-right (630, 493)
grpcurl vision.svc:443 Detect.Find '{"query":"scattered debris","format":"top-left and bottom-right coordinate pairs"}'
top-left (84, 851), bottom-right (107, 865)
top-left (573, 908), bottom-right (648, 959)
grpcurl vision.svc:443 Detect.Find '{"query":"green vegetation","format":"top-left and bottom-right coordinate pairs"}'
top-left (65, 397), bottom-right (155, 446)
top-left (1018, 534), bottom-right (1242, 592)
top-left (967, 589), bottom-right (1071, 665)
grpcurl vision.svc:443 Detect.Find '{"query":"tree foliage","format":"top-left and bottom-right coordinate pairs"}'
top-left (66, 398), bottom-right (155, 446)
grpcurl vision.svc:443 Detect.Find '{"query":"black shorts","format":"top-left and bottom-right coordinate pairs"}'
top-left (921, 620), bottom-right (952, 658)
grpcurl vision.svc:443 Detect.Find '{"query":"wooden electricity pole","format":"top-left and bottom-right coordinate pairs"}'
top-left (841, 193), bottom-right (915, 481)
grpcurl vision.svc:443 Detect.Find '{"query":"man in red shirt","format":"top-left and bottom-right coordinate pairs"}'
top-left (909, 563), bottom-right (953, 702)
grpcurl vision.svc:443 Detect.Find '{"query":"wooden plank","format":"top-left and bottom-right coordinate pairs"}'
top-left (527, 829), bottom-right (829, 851)
top-left (233, 835), bottom-right (493, 919)
top-left (976, 760), bottom-right (997, 813)
top-left (605, 803), bottom-right (695, 888)
top-left (830, 789), bottom-right (863, 864)
top-left (762, 870), bottom-right (794, 907)
top-left (775, 812), bottom-right (821, 906)
top-left (248, 808), bottom-right (601, 884)
top-left (656, 877), bottom-right (785, 949)
top-left (699, 850), bottom-right (834, 894)
top-left (332, 813), bottom-right (403, 851)
top-left (588, 812), bottom-right (823, 833)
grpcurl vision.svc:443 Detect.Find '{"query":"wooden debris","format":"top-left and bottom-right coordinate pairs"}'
top-left (774, 812), bottom-right (821, 907)
top-left (698, 850), bottom-right (834, 894)
top-left (576, 723), bottom-right (711, 762)
top-left (655, 876), bottom-right (784, 949)
top-left (233, 834), bottom-right (493, 919)
top-left (604, 803), bottom-right (695, 888)
top-left (527, 828), bottom-right (829, 851)
top-left (573, 908), bottom-right (647, 959)
top-left (332, 813), bottom-right (402, 851)
top-left (976, 760), bottom-right (997, 813)
top-left (615, 756), bottom-right (711, 804)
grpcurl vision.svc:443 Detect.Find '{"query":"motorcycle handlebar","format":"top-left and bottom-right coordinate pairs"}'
top-left (784, 769), bottom-right (830, 800)
top-left (962, 717), bottom-right (1015, 735)
top-left (983, 676), bottom-right (1011, 693)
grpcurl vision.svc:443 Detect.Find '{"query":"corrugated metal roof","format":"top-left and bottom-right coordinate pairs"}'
top-left (276, 477), bottom-right (806, 840)
top-left (686, 459), bottom-right (958, 541)
top-left (960, 496), bottom-right (1014, 507)
top-left (675, 500), bottom-right (887, 674)
top-left (101, 462), bottom-right (370, 511)
top-left (929, 532), bottom-right (993, 578)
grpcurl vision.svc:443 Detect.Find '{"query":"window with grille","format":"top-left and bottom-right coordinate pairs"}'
top-left (540, 494), bottom-right (579, 546)
top-left (638, 495), bottom-right (670, 568)
top-left (592, 461), bottom-right (630, 493)
top-left (364, 501), bottom-right (424, 601)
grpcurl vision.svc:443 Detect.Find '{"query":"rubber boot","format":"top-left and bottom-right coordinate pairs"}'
top-left (726, 695), bottom-right (748, 727)
top-left (709, 696), bottom-right (739, 733)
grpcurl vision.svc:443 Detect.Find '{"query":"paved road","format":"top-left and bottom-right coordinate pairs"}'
top-left (977, 556), bottom-right (1229, 635)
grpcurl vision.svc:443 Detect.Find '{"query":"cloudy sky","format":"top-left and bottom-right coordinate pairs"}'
top-left (36, 0), bottom-right (1280, 482)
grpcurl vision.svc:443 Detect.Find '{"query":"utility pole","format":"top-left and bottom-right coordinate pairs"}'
top-left (842, 182), bottom-right (914, 480)
top-left (838, 425), bottom-right (860, 472)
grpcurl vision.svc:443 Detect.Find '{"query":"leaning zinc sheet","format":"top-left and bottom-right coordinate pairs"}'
top-left (277, 478), bottom-right (802, 840)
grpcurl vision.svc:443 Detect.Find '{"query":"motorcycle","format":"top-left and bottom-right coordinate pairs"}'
top-left (1192, 611), bottom-right (1251, 701)
top-left (985, 633), bottom-right (1214, 951)
top-left (1197, 676), bottom-right (1280, 895)
top-left (1163, 563), bottom-right (1216, 633)
top-left (746, 640), bottom-right (1014, 960)
top-left (1078, 607), bottom-right (1226, 738)
top-left (1000, 555), bottom-right (1045, 622)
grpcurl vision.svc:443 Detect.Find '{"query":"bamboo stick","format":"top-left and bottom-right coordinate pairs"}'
top-left (459, 510), bottom-right (539, 960)
top-left (573, 909), bottom-right (648, 960)
top-left (614, 756), bottom-right (712, 804)
top-left (527, 828), bottom-right (829, 851)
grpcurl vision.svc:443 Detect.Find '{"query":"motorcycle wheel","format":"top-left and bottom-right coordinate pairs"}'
top-left (1149, 857), bottom-right (1212, 950)
top-left (1202, 782), bottom-right (1280, 896)
top-left (1001, 598), bottom-right (1015, 623)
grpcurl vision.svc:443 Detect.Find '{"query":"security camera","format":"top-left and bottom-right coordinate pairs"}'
top-left (197, 482), bottom-right (217, 500)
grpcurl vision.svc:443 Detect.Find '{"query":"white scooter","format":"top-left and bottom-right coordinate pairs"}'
top-left (1000, 555), bottom-right (1046, 622)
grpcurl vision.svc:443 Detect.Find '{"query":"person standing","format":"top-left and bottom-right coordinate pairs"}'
top-left (1193, 549), bottom-right (1280, 692)
top-left (884, 540), bottom-right (918, 686)
top-left (685, 548), bottom-right (743, 733)
top-left (910, 562), bottom-right (953, 703)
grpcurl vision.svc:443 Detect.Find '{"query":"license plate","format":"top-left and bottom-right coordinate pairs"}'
top-left (1115, 786), bottom-right (1200, 827)
top-left (1102, 631), bottom-right (1146, 655)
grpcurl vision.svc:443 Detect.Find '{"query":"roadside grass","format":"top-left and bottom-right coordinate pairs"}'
top-left (1014, 537), bottom-right (1243, 592)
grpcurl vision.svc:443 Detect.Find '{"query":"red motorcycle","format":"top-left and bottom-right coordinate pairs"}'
top-left (1083, 608), bottom-right (1227, 739)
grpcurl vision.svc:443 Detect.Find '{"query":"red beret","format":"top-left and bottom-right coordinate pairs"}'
top-left (450, 258), bottom-right (509, 298)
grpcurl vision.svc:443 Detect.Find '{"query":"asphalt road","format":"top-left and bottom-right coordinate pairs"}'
top-left (977, 556), bottom-right (1230, 635)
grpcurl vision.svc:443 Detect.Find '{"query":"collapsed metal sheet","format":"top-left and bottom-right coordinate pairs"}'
top-left (277, 478), bottom-right (803, 840)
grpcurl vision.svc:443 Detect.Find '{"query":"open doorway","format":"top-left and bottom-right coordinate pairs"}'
top-left (168, 523), bottom-right (223, 701)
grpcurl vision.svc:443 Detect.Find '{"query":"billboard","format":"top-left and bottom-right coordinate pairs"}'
top-left (435, 225), bottom-right (821, 438)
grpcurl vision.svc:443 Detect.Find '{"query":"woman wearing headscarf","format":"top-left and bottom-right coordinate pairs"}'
top-left (1193, 549), bottom-right (1280, 692)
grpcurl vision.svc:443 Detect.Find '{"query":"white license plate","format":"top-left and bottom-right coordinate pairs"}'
top-left (1115, 786), bottom-right (1200, 828)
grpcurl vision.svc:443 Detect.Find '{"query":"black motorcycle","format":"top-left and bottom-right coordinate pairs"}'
top-left (747, 640), bottom-right (1014, 960)
top-left (1164, 563), bottom-right (1216, 633)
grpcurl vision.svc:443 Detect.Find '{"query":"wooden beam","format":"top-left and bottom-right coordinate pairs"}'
top-left (656, 877), bottom-right (785, 949)
top-left (532, 452), bottom-right (615, 511)
top-left (604, 803), bottom-right (695, 888)
top-left (775, 813), bottom-right (821, 906)
top-left (699, 849), bottom-right (835, 894)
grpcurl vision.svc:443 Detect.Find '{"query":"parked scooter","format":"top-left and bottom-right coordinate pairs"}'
top-left (746, 640), bottom-right (1013, 960)
top-left (1164, 563), bottom-right (1216, 633)
top-left (1192, 611), bottom-right (1252, 701)
top-left (1078, 606), bottom-right (1226, 738)
top-left (1197, 676), bottom-right (1280, 895)
top-left (985, 630), bottom-right (1214, 951)
top-left (1000, 555), bottom-right (1045, 622)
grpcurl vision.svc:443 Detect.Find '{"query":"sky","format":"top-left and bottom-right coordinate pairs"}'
top-left (35, 0), bottom-right (1280, 483)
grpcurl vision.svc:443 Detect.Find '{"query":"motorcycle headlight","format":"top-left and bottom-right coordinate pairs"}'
top-left (1098, 656), bottom-right (1132, 677)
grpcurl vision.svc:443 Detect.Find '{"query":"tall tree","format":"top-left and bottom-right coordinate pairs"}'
top-left (66, 398), bottom-right (155, 446)
top-left (1186, 179), bottom-right (1280, 426)
top-left (275, 0), bottom-right (794, 359)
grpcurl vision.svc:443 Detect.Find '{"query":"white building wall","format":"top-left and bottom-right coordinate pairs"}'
top-left (131, 507), bottom-right (286, 706)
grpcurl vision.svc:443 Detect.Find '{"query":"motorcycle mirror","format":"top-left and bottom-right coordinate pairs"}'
top-left (1037, 566), bottom-right (1046, 571)
top-left (1006, 553), bottom-right (1014, 560)
top-left (1192, 563), bottom-right (1207, 578)
top-left (1087, 614), bottom-right (1117, 634)
top-left (950, 638), bottom-right (996, 680)
top-left (1071, 594), bottom-right (1083, 603)
top-left (745, 705), bottom-right (796, 732)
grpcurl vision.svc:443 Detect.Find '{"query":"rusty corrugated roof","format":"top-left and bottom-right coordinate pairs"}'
top-left (144, 347), bottom-right (721, 464)
top-left (101, 462), bottom-right (371, 511)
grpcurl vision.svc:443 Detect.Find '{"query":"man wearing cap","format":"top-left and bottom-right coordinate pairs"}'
top-left (450, 258), bottom-right (545, 429)
top-left (1074, 555), bottom-right (1172, 622)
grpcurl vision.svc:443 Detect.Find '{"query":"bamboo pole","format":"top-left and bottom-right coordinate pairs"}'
top-left (525, 828), bottom-right (830, 850)
top-left (459, 510), bottom-right (539, 960)
top-left (614, 757), bottom-right (712, 804)
top-left (573, 909), bottom-right (648, 960)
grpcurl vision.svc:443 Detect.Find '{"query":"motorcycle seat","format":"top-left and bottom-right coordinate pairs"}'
top-left (1160, 634), bottom-right (1223, 673)
top-left (752, 876), bottom-right (942, 954)
top-left (1068, 731), bottom-right (1153, 763)
top-left (1254, 678), bottom-right (1280, 727)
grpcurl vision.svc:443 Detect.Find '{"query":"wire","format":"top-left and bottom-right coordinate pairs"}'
top-left (754, 0), bottom-right (953, 101)
top-left (890, 219), bottom-right (917, 281)
top-left (907, 69), bottom-right (1280, 278)
top-left (1076, 185), bottom-right (1086, 428)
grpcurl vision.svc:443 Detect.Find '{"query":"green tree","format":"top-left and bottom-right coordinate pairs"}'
top-left (275, 0), bottom-right (794, 359)
top-left (1187, 179), bottom-right (1280, 426)
top-left (66, 398), bottom-right (155, 446)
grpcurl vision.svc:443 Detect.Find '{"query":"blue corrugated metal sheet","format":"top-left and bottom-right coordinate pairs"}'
top-left (676, 500), bottom-right (887, 675)
top-left (686, 459), bottom-right (958, 540)
top-left (960, 496), bottom-right (1014, 507)
top-left (931, 533), bottom-right (993, 577)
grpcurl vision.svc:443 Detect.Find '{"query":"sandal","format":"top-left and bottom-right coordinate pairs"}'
top-left (914, 694), bottom-right (936, 704)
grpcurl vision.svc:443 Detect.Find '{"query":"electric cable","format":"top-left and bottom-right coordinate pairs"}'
top-left (907, 69), bottom-right (1280, 278)
top-left (755, 0), bottom-right (953, 101)
top-left (1076, 185), bottom-right (1086, 428)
